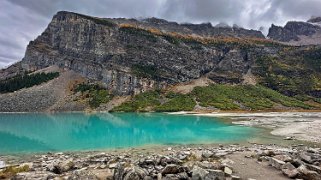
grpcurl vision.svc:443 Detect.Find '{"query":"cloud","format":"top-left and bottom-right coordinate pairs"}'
top-left (1, 0), bottom-right (321, 68)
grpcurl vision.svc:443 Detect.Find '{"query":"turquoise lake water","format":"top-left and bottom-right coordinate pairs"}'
top-left (0, 113), bottom-right (257, 154)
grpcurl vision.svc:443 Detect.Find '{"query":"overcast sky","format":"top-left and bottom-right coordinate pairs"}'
top-left (1, 0), bottom-right (321, 68)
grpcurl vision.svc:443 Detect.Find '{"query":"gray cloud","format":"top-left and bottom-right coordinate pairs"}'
top-left (1, 0), bottom-right (321, 68)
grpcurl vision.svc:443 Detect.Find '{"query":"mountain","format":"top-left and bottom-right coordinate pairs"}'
top-left (0, 11), bottom-right (321, 112)
top-left (13, 11), bottom-right (268, 95)
top-left (268, 17), bottom-right (321, 45)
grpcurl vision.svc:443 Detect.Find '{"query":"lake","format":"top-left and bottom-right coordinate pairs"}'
top-left (0, 113), bottom-right (258, 154)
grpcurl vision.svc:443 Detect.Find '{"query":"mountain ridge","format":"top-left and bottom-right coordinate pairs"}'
top-left (0, 11), bottom-right (321, 112)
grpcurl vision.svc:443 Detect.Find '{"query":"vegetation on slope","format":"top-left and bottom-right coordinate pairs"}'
top-left (74, 83), bottom-right (113, 108)
top-left (70, 12), bottom-right (116, 27)
top-left (0, 72), bottom-right (59, 93)
top-left (254, 47), bottom-right (321, 100)
top-left (155, 92), bottom-right (196, 112)
top-left (192, 85), bottom-right (312, 110)
top-left (112, 84), bottom-right (314, 112)
top-left (131, 64), bottom-right (161, 80)
top-left (111, 90), bottom-right (161, 112)
top-left (118, 23), bottom-right (285, 47)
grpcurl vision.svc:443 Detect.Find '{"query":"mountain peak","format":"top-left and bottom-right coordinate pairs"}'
top-left (308, 16), bottom-right (321, 23)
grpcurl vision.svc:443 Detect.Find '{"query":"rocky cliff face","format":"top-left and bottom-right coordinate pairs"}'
top-left (18, 11), bottom-right (271, 95)
top-left (268, 17), bottom-right (321, 45)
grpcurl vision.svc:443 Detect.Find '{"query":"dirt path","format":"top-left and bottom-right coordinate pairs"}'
top-left (227, 152), bottom-right (289, 180)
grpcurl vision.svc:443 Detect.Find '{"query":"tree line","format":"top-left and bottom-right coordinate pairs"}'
top-left (0, 72), bottom-right (59, 93)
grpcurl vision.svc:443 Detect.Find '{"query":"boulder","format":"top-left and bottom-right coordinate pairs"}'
top-left (282, 168), bottom-right (299, 179)
top-left (67, 170), bottom-right (99, 180)
top-left (158, 156), bottom-right (182, 166)
top-left (281, 163), bottom-right (298, 178)
top-left (264, 150), bottom-right (276, 157)
top-left (297, 165), bottom-right (321, 180)
top-left (161, 164), bottom-right (181, 175)
top-left (224, 166), bottom-right (233, 176)
top-left (191, 166), bottom-right (208, 180)
top-left (306, 164), bottom-right (321, 174)
top-left (202, 150), bottom-right (214, 158)
top-left (191, 166), bottom-right (224, 180)
top-left (300, 153), bottom-right (313, 164)
top-left (205, 170), bottom-right (225, 180)
top-left (48, 159), bottom-right (75, 174)
top-left (13, 171), bottom-right (56, 180)
top-left (269, 157), bottom-right (285, 170)
top-left (196, 161), bottom-right (223, 170)
top-left (109, 163), bottom-right (118, 169)
top-left (273, 154), bottom-right (292, 162)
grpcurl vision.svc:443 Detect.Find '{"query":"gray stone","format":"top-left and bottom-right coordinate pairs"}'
top-left (269, 157), bottom-right (285, 170)
top-left (224, 166), bottom-right (233, 176)
top-left (202, 150), bottom-right (214, 158)
top-left (282, 168), bottom-right (299, 179)
top-left (191, 166), bottom-right (224, 180)
top-left (300, 153), bottom-right (313, 164)
top-left (68, 170), bottom-right (99, 180)
top-left (191, 166), bottom-right (208, 180)
top-left (161, 164), bottom-right (180, 175)
top-left (306, 164), bottom-right (321, 174)
top-left (205, 169), bottom-right (225, 180)
top-left (115, 165), bottom-right (148, 180)
top-left (48, 159), bottom-right (75, 174)
top-left (273, 154), bottom-right (292, 162)
top-left (297, 165), bottom-right (321, 180)
top-left (13, 171), bottom-right (56, 180)
top-left (281, 163), bottom-right (298, 178)
top-left (109, 163), bottom-right (118, 169)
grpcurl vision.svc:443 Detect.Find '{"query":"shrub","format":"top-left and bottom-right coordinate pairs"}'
top-left (111, 90), bottom-right (161, 112)
top-left (191, 84), bottom-right (312, 110)
top-left (75, 83), bottom-right (112, 108)
top-left (131, 64), bottom-right (161, 80)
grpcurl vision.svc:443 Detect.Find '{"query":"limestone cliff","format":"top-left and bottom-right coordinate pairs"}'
top-left (18, 11), bottom-right (271, 95)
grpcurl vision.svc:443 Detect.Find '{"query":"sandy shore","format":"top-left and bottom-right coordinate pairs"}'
top-left (170, 111), bottom-right (321, 144)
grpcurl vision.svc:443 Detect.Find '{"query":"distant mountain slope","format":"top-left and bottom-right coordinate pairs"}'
top-left (268, 17), bottom-right (321, 45)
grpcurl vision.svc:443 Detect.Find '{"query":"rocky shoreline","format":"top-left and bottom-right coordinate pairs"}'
top-left (1, 143), bottom-right (321, 180)
top-left (173, 111), bottom-right (321, 144)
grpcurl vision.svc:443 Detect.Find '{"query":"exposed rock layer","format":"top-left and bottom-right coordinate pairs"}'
top-left (19, 11), bottom-right (271, 95)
